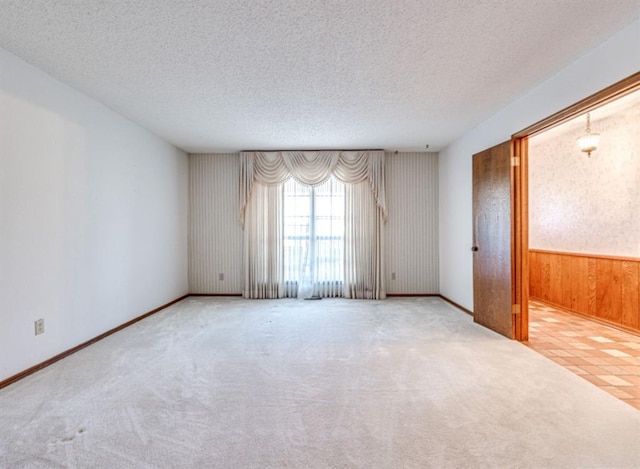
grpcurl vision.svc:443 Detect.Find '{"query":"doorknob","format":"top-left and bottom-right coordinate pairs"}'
top-left (471, 246), bottom-right (479, 252)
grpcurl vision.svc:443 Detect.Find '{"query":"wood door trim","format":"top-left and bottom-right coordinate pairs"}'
top-left (513, 138), bottom-right (529, 340)
top-left (513, 71), bottom-right (640, 138)
top-left (530, 249), bottom-right (640, 263)
top-left (189, 293), bottom-right (243, 296)
top-left (387, 293), bottom-right (440, 297)
top-left (510, 141), bottom-right (516, 339)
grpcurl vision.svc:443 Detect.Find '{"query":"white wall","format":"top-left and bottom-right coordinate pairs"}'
top-left (529, 98), bottom-right (640, 258)
top-left (0, 48), bottom-right (189, 382)
top-left (188, 152), bottom-right (439, 295)
top-left (438, 20), bottom-right (640, 311)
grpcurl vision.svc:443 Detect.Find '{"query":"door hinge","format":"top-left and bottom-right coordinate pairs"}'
top-left (511, 156), bottom-right (520, 167)
top-left (512, 304), bottom-right (521, 315)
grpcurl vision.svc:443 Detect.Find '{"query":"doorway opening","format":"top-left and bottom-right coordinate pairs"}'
top-left (512, 74), bottom-right (640, 408)
top-left (511, 71), bottom-right (640, 340)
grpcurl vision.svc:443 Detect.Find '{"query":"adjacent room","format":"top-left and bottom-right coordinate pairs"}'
top-left (526, 89), bottom-right (640, 409)
top-left (1, 1), bottom-right (639, 468)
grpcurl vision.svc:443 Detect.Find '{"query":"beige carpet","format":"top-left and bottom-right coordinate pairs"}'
top-left (1, 297), bottom-right (639, 468)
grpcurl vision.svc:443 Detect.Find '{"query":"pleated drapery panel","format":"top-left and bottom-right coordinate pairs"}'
top-left (243, 183), bottom-right (284, 299)
top-left (240, 151), bottom-right (386, 226)
top-left (344, 181), bottom-right (386, 299)
top-left (240, 150), bottom-right (386, 300)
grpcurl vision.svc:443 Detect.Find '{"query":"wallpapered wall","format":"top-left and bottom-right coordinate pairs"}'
top-left (529, 93), bottom-right (640, 258)
top-left (188, 152), bottom-right (439, 294)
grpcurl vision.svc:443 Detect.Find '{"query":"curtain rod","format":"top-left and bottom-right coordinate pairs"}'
top-left (240, 149), bottom-right (385, 152)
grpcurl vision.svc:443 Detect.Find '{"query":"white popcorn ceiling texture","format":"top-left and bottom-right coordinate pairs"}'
top-left (0, 0), bottom-right (638, 153)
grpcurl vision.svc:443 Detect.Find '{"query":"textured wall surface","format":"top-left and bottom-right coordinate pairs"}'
top-left (188, 152), bottom-right (439, 294)
top-left (529, 96), bottom-right (640, 257)
top-left (0, 48), bottom-right (189, 382)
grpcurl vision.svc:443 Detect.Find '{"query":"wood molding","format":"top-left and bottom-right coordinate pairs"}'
top-left (189, 293), bottom-right (243, 296)
top-left (385, 294), bottom-right (474, 317)
top-left (387, 293), bottom-right (439, 297)
top-left (529, 250), bottom-right (639, 332)
top-left (513, 137), bottom-right (529, 341)
top-left (0, 294), bottom-right (189, 390)
top-left (530, 249), bottom-right (640, 263)
top-left (513, 71), bottom-right (640, 138)
top-left (240, 148), bottom-right (385, 153)
top-left (439, 295), bottom-right (474, 316)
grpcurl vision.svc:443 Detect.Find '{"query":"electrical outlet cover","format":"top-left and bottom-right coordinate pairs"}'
top-left (35, 319), bottom-right (45, 335)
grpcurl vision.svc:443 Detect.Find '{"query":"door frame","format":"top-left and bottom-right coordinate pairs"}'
top-left (510, 71), bottom-right (640, 341)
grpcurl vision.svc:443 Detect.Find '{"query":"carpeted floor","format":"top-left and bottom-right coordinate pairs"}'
top-left (1, 297), bottom-right (639, 468)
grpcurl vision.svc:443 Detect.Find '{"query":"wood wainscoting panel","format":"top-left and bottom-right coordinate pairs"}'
top-left (561, 254), bottom-right (572, 308)
top-left (622, 261), bottom-right (639, 329)
top-left (570, 255), bottom-right (591, 314)
top-left (548, 253), bottom-right (561, 305)
top-left (596, 259), bottom-right (613, 322)
top-left (529, 251), bottom-right (539, 298)
top-left (530, 250), bottom-right (640, 333)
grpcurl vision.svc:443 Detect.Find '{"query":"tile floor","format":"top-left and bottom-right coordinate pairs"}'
top-left (526, 300), bottom-right (640, 411)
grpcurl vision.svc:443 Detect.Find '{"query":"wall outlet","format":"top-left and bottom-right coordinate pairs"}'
top-left (34, 318), bottom-right (45, 335)
top-left (391, 272), bottom-right (396, 280)
top-left (218, 273), bottom-right (224, 281)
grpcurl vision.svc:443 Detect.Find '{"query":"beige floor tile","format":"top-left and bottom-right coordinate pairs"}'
top-left (597, 375), bottom-right (633, 387)
top-left (528, 301), bottom-right (640, 412)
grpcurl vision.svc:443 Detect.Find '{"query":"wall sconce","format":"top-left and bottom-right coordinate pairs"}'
top-left (576, 112), bottom-right (600, 157)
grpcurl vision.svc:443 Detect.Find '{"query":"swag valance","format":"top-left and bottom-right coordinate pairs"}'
top-left (239, 150), bottom-right (386, 226)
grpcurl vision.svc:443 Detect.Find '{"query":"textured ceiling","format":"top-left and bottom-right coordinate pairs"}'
top-left (0, 1), bottom-right (638, 153)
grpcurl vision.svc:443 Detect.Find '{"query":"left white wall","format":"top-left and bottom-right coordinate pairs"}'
top-left (0, 48), bottom-right (189, 382)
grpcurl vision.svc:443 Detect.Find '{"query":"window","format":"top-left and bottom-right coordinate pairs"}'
top-left (241, 150), bottom-right (386, 300)
top-left (283, 176), bottom-right (344, 297)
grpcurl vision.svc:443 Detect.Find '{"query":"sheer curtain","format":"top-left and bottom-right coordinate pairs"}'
top-left (283, 176), bottom-right (345, 298)
top-left (240, 151), bottom-right (386, 299)
top-left (283, 177), bottom-right (311, 297)
top-left (311, 177), bottom-right (345, 298)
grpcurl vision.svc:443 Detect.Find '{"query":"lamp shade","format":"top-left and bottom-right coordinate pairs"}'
top-left (577, 133), bottom-right (600, 156)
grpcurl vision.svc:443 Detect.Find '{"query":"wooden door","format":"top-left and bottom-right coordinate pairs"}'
top-left (472, 141), bottom-right (515, 338)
